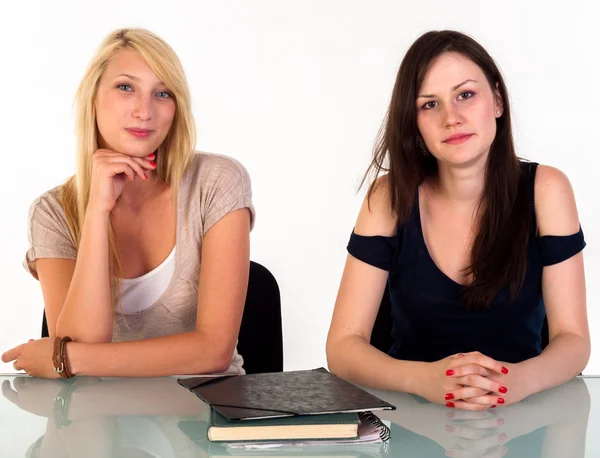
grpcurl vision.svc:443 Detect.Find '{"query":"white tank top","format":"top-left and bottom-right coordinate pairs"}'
top-left (119, 248), bottom-right (176, 314)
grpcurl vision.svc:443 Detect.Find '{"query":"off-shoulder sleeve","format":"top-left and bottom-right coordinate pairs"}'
top-left (347, 230), bottom-right (399, 271)
top-left (537, 226), bottom-right (586, 266)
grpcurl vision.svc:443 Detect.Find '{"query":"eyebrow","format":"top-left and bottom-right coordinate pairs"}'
top-left (115, 73), bottom-right (167, 86)
top-left (417, 79), bottom-right (478, 99)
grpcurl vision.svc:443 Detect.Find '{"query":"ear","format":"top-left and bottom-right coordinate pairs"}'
top-left (494, 82), bottom-right (504, 117)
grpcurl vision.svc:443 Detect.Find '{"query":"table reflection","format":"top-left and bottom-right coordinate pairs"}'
top-left (1, 376), bottom-right (591, 458)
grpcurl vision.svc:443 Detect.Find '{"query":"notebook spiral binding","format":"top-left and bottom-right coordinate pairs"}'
top-left (358, 411), bottom-right (391, 441)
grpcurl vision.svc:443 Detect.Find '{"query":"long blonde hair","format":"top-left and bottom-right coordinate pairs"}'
top-left (62, 28), bottom-right (196, 309)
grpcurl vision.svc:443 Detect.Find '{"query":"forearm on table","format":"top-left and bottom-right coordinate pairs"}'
top-left (65, 331), bottom-right (234, 377)
top-left (327, 334), bottom-right (427, 394)
top-left (517, 332), bottom-right (590, 397)
top-left (56, 210), bottom-right (113, 342)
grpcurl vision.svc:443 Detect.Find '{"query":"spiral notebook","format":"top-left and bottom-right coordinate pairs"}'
top-left (177, 367), bottom-right (396, 421)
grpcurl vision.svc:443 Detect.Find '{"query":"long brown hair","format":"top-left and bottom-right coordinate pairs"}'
top-left (363, 30), bottom-right (530, 309)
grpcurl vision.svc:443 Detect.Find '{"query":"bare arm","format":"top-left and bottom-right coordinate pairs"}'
top-left (326, 176), bottom-right (428, 392)
top-left (41, 151), bottom-right (155, 343)
top-left (40, 210), bottom-right (113, 342)
top-left (64, 208), bottom-right (251, 376)
top-left (515, 165), bottom-right (590, 396)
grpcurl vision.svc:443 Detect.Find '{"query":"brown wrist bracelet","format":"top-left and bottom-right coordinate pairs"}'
top-left (52, 336), bottom-right (74, 379)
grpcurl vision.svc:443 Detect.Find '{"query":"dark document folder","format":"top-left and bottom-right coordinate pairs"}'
top-left (178, 367), bottom-right (396, 421)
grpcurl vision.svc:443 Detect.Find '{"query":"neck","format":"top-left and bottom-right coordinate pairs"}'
top-left (117, 170), bottom-right (168, 208)
top-left (433, 155), bottom-right (488, 207)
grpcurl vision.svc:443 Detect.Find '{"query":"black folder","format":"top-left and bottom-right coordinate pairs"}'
top-left (177, 367), bottom-right (396, 421)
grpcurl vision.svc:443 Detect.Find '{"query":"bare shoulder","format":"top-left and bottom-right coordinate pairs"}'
top-left (354, 174), bottom-right (398, 237)
top-left (534, 164), bottom-right (580, 236)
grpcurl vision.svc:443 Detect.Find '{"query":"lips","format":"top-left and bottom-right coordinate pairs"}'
top-left (126, 128), bottom-right (154, 139)
top-left (443, 133), bottom-right (473, 145)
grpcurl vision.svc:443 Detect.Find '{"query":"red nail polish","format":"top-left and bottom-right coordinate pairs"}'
top-left (499, 386), bottom-right (508, 394)
top-left (446, 370), bottom-right (454, 376)
top-left (501, 367), bottom-right (509, 374)
top-left (150, 161), bottom-right (156, 168)
top-left (445, 393), bottom-right (454, 400)
top-left (490, 405), bottom-right (497, 408)
top-left (446, 402), bottom-right (455, 408)
top-left (149, 154), bottom-right (155, 159)
top-left (497, 398), bottom-right (505, 404)
top-left (144, 173), bottom-right (148, 179)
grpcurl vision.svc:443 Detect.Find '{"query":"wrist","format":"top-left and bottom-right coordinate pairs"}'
top-left (395, 360), bottom-right (429, 395)
top-left (510, 360), bottom-right (539, 399)
top-left (85, 204), bottom-right (112, 221)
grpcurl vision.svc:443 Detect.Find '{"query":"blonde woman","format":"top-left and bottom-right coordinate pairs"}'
top-left (2, 29), bottom-right (255, 377)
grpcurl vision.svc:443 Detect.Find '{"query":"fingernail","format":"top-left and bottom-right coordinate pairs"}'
top-left (144, 173), bottom-right (148, 179)
top-left (501, 367), bottom-right (509, 374)
top-left (497, 418), bottom-right (505, 425)
top-left (499, 433), bottom-right (507, 441)
top-left (497, 398), bottom-right (505, 404)
top-left (446, 370), bottom-right (455, 376)
top-left (458, 353), bottom-right (465, 357)
top-left (499, 386), bottom-right (508, 394)
top-left (446, 402), bottom-right (455, 408)
top-left (150, 161), bottom-right (156, 168)
top-left (445, 425), bottom-right (455, 432)
top-left (445, 393), bottom-right (454, 400)
top-left (149, 154), bottom-right (155, 159)
top-left (490, 405), bottom-right (497, 408)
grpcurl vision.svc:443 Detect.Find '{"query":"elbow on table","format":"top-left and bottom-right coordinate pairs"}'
top-left (188, 338), bottom-right (237, 375)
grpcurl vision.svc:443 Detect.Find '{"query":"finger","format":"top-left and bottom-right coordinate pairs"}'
top-left (447, 400), bottom-right (490, 411)
top-left (1, 346), bottom-right (19, 363)
top-left (454, 374), bottom-right (507, 395)
top-left (463, 394), bottom-right (507, 406)
top-left (1, 380), bottom-right (18, 404)
top-left (130, 155), bottom-right (157, 170)
top-left (13, 361), bottom-right (23, 372)
top-left (106, 158), bottom-right (147, 181)
top-left (448, 352), bottom-right (508, 376)
top-left (446, 386), bottom-right (490, 401)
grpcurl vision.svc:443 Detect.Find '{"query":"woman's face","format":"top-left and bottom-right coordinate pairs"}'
top-left (95, 49), bottom-right (176, 157)
top-left (415, 52), bottom-right (502, 167)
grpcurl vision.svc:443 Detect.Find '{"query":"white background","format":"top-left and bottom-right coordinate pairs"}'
top-left (0, 0), bottom-right (598, 374)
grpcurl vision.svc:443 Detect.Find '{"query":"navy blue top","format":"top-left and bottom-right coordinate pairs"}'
top-left (347, 162), bottom-right (586, 363)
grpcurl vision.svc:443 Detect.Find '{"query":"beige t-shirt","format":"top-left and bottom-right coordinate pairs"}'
top-left (24, 152), bottom-right (256, 375)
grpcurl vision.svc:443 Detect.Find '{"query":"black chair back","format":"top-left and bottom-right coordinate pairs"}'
top-left (42, 260), bottom-right (283, 374)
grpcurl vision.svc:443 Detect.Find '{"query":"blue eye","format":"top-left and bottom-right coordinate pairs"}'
top-left (117, 84), bottom-right (133, 91)
top-left (156, 91), bottom-right (171, 98)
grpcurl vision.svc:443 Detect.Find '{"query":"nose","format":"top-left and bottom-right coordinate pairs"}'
top-left (131, 94), bottom-right (152, 121)
top-left (442, 103), bottom-right (464, 128)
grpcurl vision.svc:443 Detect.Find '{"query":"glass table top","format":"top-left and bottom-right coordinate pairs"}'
top-left (1, 375), bottom-right (598, 457)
